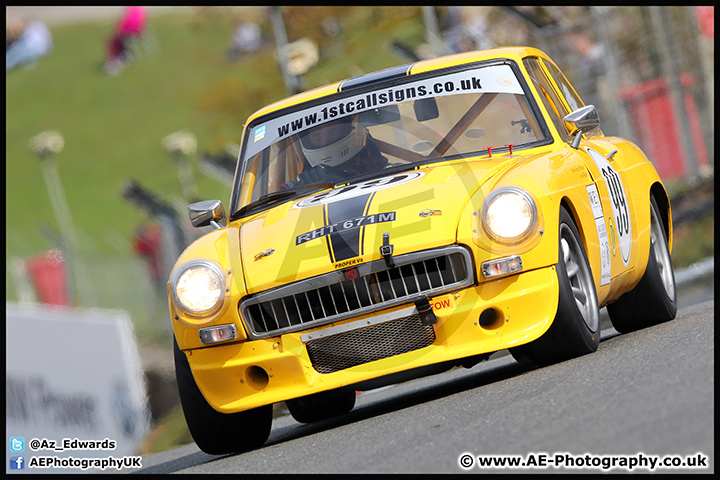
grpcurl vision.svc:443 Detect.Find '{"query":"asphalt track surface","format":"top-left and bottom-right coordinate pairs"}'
top-left (135, 297), bottom-right (714, 474)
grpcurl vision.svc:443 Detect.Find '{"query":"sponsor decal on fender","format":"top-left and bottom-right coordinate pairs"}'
top-left (586, 184), bottom-right (611, 286)
top-left (607, 216), bottom-right (618, 256)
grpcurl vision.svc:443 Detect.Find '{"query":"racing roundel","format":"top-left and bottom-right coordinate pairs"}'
top-left (584, 147), bottom-right (632, 267)
top-left (295, 172), bottom-right (423, 208)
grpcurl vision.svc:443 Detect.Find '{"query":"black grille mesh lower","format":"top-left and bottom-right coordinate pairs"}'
top-left (305, 314), bottom-right (436, 374)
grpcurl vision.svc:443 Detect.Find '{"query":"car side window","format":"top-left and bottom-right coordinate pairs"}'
top-left (542, 58), bottom-right (603, 138)
top-left (542, 59), bottom-right (585, 113)
top-left (238, 138), bottom-right (306, 204)
top-left (523, 58), bottom-right (573, 142)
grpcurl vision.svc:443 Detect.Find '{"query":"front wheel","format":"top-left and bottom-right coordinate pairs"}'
top-left (607, 196), bottom-right (677, 333)
top-left (173, 338), bottom-right (273, 455)
top-left (510, 207), bottom-right (600, 366)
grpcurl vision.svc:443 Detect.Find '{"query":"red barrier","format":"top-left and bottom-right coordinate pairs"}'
top-left (133, 223), bottom-right (163, 285)
top-left (618, 73), bottom-right (710, 179)
top-left (25, 250), bottom-right (70, 306)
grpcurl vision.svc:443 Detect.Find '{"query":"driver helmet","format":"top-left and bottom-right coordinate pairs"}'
top-left (299, 116), bottom-right (367, 168)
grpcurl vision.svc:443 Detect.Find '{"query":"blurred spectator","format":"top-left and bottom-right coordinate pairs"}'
top-left (6, 19), bottom-right (53, 72)
top-left (103, 6), bottom-right (147, 76)
top-left (321, 17), bottom-right (341, 38)
top-left (460, 10), bottom-right (495, 50)
top-left (132, 223), bottom-right (163, 291)
top-left (442, 6), bottom-right (475, 53)
top-left (6, 18), bottom-right (24, 49)
top-left (564, 26), bottom-right (606, 109)
top-left (226, 21), bottom-right (261, 61)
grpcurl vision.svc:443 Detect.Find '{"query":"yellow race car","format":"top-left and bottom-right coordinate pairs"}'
top-left (168, 46), bottom-right (676, 454)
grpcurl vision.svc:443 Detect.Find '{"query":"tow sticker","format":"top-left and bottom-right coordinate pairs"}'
top-left (584, 147), bottom-right (632, 267)
top-left (587, 184), bottom-right (611, 285)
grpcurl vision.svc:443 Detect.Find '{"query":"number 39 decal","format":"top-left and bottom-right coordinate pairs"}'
top-left (584, 147), bottom-right (632, 266)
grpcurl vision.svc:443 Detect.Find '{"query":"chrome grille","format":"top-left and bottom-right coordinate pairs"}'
top-left (240, 245), bottom-right (474, 339)
top-left (306, 313), bottom-right (436, 373)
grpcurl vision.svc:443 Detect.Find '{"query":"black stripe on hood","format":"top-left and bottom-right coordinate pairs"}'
top-left (324, 193), bottom-right (373, 262)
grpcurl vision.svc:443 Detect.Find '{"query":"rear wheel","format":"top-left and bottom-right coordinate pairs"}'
top-left (173, 338), bottom-right (272, 455)
top-left (286, 387), bottom-right (356, 423)
top-left (607, 196), bottom-right (677, 332)
top-left (510, 207), bottom-right (600, 366)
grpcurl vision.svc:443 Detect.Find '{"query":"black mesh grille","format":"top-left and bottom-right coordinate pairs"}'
top-left (306, 314), bottom-right (436, 374)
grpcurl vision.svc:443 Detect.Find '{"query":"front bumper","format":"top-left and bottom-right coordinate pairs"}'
top-left (185, 265), bottom-right (559, 413)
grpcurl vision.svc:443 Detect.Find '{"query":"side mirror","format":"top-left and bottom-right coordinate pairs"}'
top-left (564, 105), bottom-right (600, 149)
top-left (188, 200), bottom-right (225, 229)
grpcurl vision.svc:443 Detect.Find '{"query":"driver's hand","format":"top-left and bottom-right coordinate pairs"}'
top-left (297, 165), bottom-right (343, 185)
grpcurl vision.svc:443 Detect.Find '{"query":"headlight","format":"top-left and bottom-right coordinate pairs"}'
top-left (481, 187), bottom-right (537, 243)
top-left (171, 260), bottom-right (226, 316)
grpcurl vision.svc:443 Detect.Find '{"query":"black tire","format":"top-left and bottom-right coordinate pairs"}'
top-left (607, 196), bottom-right (677, 333)
top-left (286, 387), bottom-right (356, 424)
top-left (509, 207), bottom-right (600, 366)
top-left (173, 338), bottom-right (272, 455)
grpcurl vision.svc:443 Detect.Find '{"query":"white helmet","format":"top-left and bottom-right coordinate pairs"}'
top-left (299, 116), bottom-right (367, 168)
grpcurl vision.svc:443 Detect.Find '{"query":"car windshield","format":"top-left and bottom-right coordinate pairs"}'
top-left (231, 61), bottom-right (547, 217)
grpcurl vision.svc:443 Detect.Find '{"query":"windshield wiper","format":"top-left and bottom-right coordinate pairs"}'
top-left (234, 184), bottom-right (335, 218)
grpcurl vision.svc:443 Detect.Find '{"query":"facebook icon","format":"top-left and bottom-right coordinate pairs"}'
top-left (10, 455), bottom-right (25, 470)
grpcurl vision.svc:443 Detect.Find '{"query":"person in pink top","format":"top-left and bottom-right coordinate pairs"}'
top-left (104, 6), bottom-right (147, 75)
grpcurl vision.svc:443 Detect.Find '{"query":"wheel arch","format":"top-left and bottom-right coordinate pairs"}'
top-left (559, 196), bottom-right (590, 254)
top-left (650, 182), bottom-right (672, 251)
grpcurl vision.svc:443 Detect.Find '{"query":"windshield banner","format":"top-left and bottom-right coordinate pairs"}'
top-left (246, 64), bottom-right (523, 159)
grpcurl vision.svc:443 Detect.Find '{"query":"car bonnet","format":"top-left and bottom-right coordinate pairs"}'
top-left (236, 158), bottom-right (515, 294)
